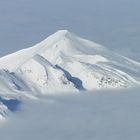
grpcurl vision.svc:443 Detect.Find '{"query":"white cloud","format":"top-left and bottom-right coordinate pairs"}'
top-left (0, 88), bottom-right (140, 140)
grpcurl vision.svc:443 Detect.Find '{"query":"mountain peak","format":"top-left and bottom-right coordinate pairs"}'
top-left (55, 29), bottom-right (70, 34)
top-left (0, 30), bottom-right (140, 122)
top-left (0, 30), bottom-right (140, 93)
top-left (49, 30), bottom-right (72, 39)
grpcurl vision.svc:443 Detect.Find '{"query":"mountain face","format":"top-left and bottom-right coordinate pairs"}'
top-left (0, 30), bottom-right (140, 120)
top-left (0, 102), bottom-right (10, 121)
top-left (0, 30), bottom-right (140, 96)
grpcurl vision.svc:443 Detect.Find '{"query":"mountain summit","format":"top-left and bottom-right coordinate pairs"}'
top-left (0, 30), bottom-right (140, 120)
top-left (0, 30), bottom-right (140, 95)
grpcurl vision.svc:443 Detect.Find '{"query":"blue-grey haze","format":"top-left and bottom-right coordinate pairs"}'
top-left (0, 0), bottom-right (140, 61)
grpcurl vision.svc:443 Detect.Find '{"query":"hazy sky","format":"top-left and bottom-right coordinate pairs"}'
top-left (0, 0), bottom-right (140, 61)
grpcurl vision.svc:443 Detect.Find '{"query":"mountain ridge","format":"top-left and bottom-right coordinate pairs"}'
top-left (0, 30), bottom-right (140, 95)
top-left (0, 30), bottom-right (140, 120)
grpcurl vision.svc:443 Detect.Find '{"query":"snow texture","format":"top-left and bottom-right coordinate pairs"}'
top-left (0, 30), bottom-right (139, 95)
top-left (0, 30), bottom-right (140, 120)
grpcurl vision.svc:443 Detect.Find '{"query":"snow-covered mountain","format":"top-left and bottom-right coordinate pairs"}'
top-left (0, 30), bottom-right (140, 96)
top-left (0, 30), bottom-right (140, 120)
top-left (0, 102), bottom-right (10, 121)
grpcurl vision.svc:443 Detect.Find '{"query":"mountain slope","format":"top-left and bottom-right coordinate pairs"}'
top-left (0, 30), bottom-right (140, 121)
top-left (0, 30), bottom-right (140, 95)
top-left (0, 102), bottom-right (10, 121)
